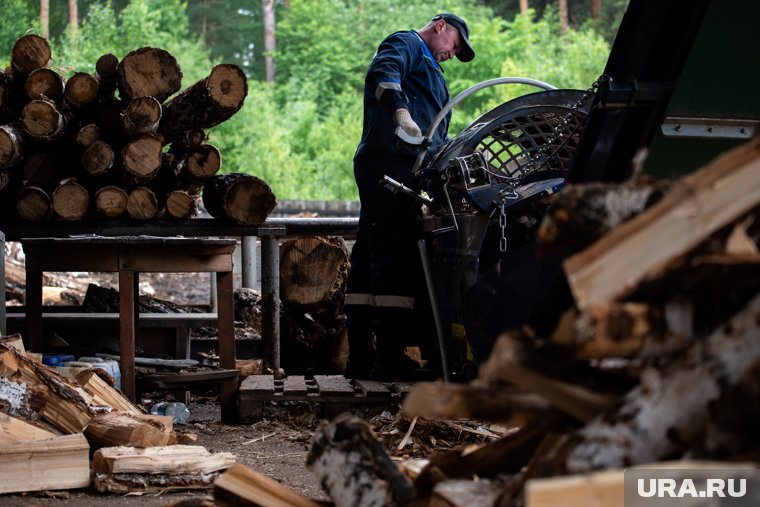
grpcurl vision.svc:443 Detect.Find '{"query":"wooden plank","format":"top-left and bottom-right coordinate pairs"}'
top-left (565, 137), bottom-right (760, 308)
top-left (314, 375), bottom-right (355, 397)
top-left (283, 375), bottom-right (309, 395)
top-left (354, 379), bottom-right (392, 396)
top-left (240, 374), bottom-right (275, 395)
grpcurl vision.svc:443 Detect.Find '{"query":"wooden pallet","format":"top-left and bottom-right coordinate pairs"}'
top-left (238, 375), bottom-right (413, 422)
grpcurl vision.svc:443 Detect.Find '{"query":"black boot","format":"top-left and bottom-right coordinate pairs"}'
top-left (343, 305), bottom-right (375, 379)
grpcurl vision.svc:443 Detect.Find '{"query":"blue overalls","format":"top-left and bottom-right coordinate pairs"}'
top-left (344, 30), bottom-right (451, 378)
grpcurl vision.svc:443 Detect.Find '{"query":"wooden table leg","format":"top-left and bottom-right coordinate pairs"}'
top-left (119, 270), bottom-right (136, 401)
top-left (25, 270), bottom-right (43, 351)
top-left (216, 270), bottom-right (237, 422)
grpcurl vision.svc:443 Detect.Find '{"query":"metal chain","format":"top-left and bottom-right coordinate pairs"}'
top-left (499, 200), bottom-right (507, 252)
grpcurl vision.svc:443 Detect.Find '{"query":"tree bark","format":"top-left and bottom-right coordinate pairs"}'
top-left (591, 0), bottom-right (602, 20)
top-left (160, 64), bottom-right (247, 139)
top-left (520, 0), bottom-right (529, 13)
top-left (95, 53), bottom-right (119, 98)
top-left (40, 0), bottom-right (50, 40)
top-left (117, 47), bottom-right (182, 103)
top-left (558, 0), bottom-right (569, 35)
top-left (202, 173), bottom-right (277, 225)
top-left (263, 0), bottom-right (277, 83)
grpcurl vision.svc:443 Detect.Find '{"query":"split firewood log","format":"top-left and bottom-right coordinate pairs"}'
top-left (565, 292), bottom-right (760, 472)
top-left (94, 185), bottom-right (128, 218)
top-left (0, 124), bottom-right (24, 169)
top-left (21, 98), bottom-right (66, 140)
top-left (202, 173), bottom-right (276, 225)
top-left (117, 46), bottom-right (182, 103)
top-left (95, 53), bottom-right (119, 98)
top-left (64, 71), bottom-right (98, 107)
top-left (0, 376), bottom-right (48, 421)
top-left (11, 34), bottom-right (51, 77)
top-left (84, 411), bottom-right (176, 449)
top-left (160, 63), bottom-right (247, 139)
top-left (51, 179), bottom-right (89, 220)
top-left (16, 185), bottom-right (51, 221)
top-left (307, 413), bottom-right (417, 507)
top-left (0, 412), bottom-right (58, 443)
top-left (121, 133), bottom-right (163, 185)
top-left (214, 463), bottom-right (323, 507)
top-left (126, 186), bottom-right (159, 219)
top-left (123, 96), bottom-right (162, 138)
top-left (24, 67), bottom-right (64, 103)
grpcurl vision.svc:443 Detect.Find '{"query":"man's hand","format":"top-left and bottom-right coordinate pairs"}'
top-left (393, 108), bottom-right (422, 138)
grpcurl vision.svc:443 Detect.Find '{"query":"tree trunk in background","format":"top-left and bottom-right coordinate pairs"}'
top-left (262, 0), bottom-right (276, 83)
top-left (68, 0), bottom-right (78, 29)
top-left (520, 0), bottom-right (529, 13)
top-left (558, 0), bottom-right (569, 35)
top-left (591, 0), bottom-right (602, 20)
top-left (40, 0), bottom-right (49, 40)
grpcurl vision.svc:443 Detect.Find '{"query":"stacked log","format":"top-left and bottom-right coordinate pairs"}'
top-left (0, 34), bottom-right (274, 224)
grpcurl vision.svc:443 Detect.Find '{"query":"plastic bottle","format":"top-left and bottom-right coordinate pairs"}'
top-left (150, 402), bottom-right (190, 424)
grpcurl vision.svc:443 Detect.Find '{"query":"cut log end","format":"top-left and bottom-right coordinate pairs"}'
top-left (81, 140), bottom-right (115, 177)
top-left (25, 68), bottom-right (64, 102)
top-left (65, 72), bottom-right (99, 106)
top-left (95, 186), bottom-right (128, 218)
top-left (122, 134), bottom-right (163, 184)
top-left (208, 64), bottom-right (248, 109)
top-left (0, 125), bottom-right (24, 168)
top-left (21, 100), bottom-right (65, 139)
top-left (118, 47), bottom-right (182, 102)
top-left (127, 186), bottom-right (159, 220)
top-left (11, 34), bottom-right (51, 75)
top-left (16, 186), bottom-right (51, 221)
top-left (51, 180), bottom-right (90, 221)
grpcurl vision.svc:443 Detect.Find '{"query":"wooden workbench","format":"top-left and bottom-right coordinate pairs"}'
top-left (21, 236), bottom-right (238, 421)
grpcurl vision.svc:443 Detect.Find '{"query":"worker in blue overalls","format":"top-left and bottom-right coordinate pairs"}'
top-left (344, 13), bottom-right (475, 380)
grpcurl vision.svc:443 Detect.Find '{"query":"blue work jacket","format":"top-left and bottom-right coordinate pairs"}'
top-left (355, 30), bottom-right (451, 159)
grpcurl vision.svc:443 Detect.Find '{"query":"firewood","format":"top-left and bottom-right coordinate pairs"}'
top-left (95, 53), bottom-right (119, 98)
top-left (11, 34), bottom-right (51, 77)
top-left (565, 137), bottom-right (760, 308)
top-left (0, 124), bottom-right (24, 169)
top-left (478, 334), bottom-right (615, 423)
top-left (0, 343), bottom-right (99, 433)
top-left (182, 143), bottom-right (222, 182)
top-left (92, 445), bottom-right (236, 493)
top-left (121, 133), bottom-right (163, 185)
top-left (164, 189), bottom-right (198, 219)
top-left (0, 376), bottom-right (48, 420)
top-left (21, 98), bottom-right (66, 139)
top-left (81, 139), bottom-right (114, 177)
top-left (214, 462), bottom-right (323, 507)
top-left (51, 179), bottom-right (89, 220)
top-left (84, 411), bottom-right (176, 449)
top-left (429, 479), bottom-right (505, 507)
top-left (123, 96), bottom-right (162, 138)
top-left (0, 433), bottom-right (90, 494)
top-left (127, 185), bottom-right (159, 219)
top-left (16, 185), bottom-right (51, 221)
top-left (0, 333), bottom-right (25, 353)
top-left (24, 67), bottom-right (64, 102)
top-left (402, 382), bottom-right (552, 421)
top-left (64, 71), bottom-right (98, 107)
top-left (75, 368), bottom-right (142, 414)
top-left (280, 236), bottom-right (349, 317)
top-left (203, 173), bottom-right (277, 225)
top-left (75, 123), bottom-right (100, 149)
top-left (0, 411), bottom-right (58, 443)
top-left (161, 63), bottom-right (247, 139)
top-left (94, 184), bottom-right (128, 218)
top-left (566, 293), bottom-right (760, 472)
top-left (306, 413), bottom-right (417, 507)
top-left (117, 46), bottom-right (183, 103)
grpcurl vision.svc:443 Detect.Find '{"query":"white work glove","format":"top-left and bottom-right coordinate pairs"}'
top-left (393, 108), bottom-right (422, 138)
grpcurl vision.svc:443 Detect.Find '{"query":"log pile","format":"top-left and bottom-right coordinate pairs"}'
top-left (0, 34), bottom-right (276, 225)
top-left (0, 337), bottom-right (235, 494)
top-left (297, 137), bottom-right (760, 505)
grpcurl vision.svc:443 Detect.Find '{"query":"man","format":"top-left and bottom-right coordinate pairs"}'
top-left (344, 13), bottom-right (475, 380)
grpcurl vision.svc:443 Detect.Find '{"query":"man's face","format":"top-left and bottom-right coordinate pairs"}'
top-left (430, 22), bottom-right (462, 62)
